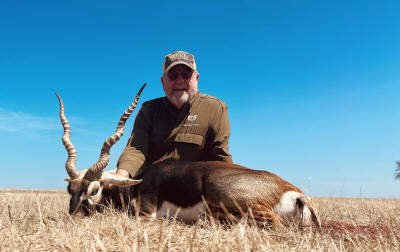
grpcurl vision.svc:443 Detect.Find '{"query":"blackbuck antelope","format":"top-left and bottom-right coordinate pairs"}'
top-left (57, 84), bottom-right (320, 228)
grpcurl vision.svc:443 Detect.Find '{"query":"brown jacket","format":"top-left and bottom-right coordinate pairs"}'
top-left (117, 91), bottom-right (232, 177)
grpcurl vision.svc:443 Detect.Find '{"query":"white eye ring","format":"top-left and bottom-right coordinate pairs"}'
top-left (84, 181), bottom-right (103, 206)
top-left (86, 181), bottom-right (101, 198)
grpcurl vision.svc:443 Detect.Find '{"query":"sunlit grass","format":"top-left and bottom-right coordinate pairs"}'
top-left (0, 190), bottom-right (399, 251)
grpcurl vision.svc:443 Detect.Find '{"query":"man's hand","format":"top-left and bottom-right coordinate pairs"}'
top-left (115, 168), bottom-right (130, 178)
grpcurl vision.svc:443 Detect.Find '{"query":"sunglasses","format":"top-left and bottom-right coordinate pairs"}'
top-left (168, 70), bottom-right (194, 81)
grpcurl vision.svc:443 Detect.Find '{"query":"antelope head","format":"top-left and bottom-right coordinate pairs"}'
top-left (56, 84), bottom-right (146, 215)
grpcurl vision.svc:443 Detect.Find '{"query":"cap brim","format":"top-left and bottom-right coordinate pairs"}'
top-left (164, 61), bottom-right (195, 74)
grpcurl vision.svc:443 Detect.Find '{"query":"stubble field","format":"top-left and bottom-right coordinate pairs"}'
top-left (0, 189), bottom-right (399, 251)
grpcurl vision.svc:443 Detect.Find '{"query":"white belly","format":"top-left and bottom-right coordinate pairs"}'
top-left (155, 201), bottom-right (206, 222)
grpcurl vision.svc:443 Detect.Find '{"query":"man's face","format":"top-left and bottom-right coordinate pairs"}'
top-left (161, 64), bottom-right (199, 109)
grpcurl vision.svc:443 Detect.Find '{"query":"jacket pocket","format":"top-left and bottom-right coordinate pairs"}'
top-left (174, 133), bottom-right (203, 146)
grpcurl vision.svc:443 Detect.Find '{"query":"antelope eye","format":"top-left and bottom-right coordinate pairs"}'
top-left (91, 189), bottom-right (99, 195)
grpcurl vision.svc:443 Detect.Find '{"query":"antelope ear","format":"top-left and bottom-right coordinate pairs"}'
top-left (64, 178), bottom-right (71, 182)
top-left (101, 173), bottom-right (142, 187)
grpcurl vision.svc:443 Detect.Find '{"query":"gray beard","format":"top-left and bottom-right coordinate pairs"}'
top-left (168, 90), bottom-right (195, 108)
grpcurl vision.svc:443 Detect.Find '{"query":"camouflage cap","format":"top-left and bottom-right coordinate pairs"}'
top-left (162, 51), bottom-right (197, 74)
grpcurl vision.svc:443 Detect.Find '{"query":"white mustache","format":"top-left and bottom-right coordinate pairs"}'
top-left (172, 88), bottom-right (188, 92)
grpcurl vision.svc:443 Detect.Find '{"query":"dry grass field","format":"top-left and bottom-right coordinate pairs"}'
top-left (0, 189), bottom-right (399, 251)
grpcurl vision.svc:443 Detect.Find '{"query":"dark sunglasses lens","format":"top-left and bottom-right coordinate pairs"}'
top-left (168, 72), bottom-right (178, 80)
top-left (182, 71), bottom-right (193, 79)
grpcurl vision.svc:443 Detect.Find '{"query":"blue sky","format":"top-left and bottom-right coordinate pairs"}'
top-left (1, 1), bottom-right (399, 198)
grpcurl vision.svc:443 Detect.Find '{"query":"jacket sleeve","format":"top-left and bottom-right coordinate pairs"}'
top-left (117, 105), bottom-right (151, 177)
top-left (207, 102), bottom-right (233, 163)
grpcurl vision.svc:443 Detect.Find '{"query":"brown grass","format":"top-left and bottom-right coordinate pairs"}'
top-left (0, 190), bottom-right (399, 251)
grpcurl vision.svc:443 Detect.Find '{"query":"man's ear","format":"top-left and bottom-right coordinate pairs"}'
top-left (64, 178), bottom-right (71, 182)
top-left (101, 173), bottom-right (142, 187)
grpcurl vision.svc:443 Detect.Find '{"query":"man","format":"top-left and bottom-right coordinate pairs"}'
top-left (116, 51), bottom-right (232, 178)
